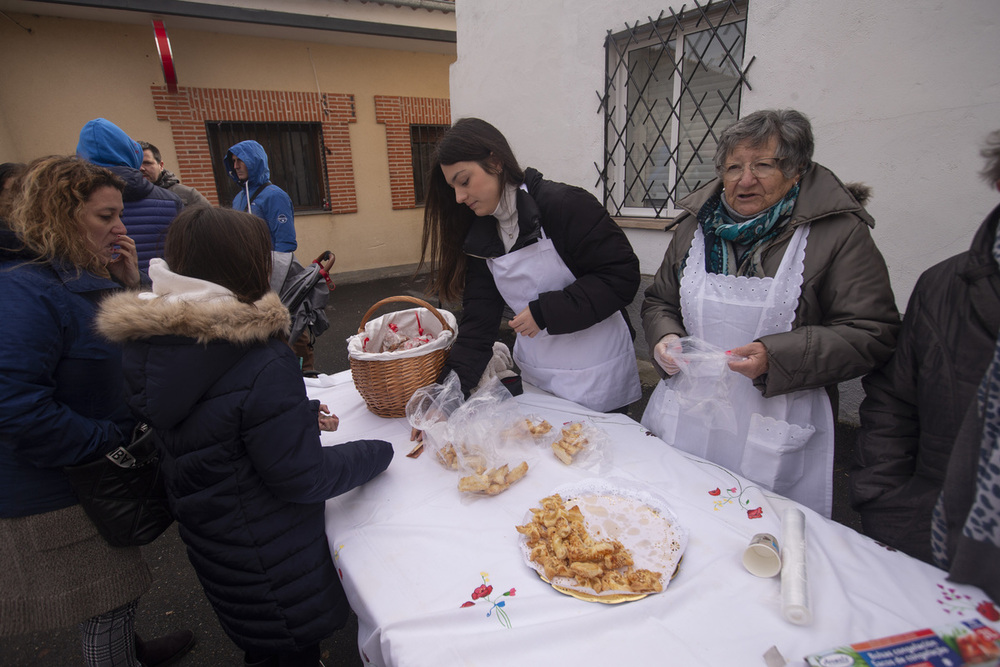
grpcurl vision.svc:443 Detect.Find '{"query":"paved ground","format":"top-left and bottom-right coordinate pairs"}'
top-left (0, 272), bottom-right (862, 666)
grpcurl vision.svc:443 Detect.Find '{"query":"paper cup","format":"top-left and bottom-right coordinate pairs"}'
top-left (743, 532), bottom-right (781, 577)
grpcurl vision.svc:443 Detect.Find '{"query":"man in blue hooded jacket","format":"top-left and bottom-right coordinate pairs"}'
top-left (225, 140), bottom-right (297, 252)
top-left (76, 118), bottom-right (183, 272)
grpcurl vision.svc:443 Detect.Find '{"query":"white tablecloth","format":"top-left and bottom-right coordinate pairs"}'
top-left (309, 371), bottom-right (998, 666)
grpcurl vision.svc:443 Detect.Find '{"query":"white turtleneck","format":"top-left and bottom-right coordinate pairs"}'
top-left (138, 257), bottom-right (238, 303)
top-left (493, 184), bottom-right (519, 253)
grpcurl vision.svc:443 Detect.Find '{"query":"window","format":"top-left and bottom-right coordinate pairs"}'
top-left (410, 124), bottom-right (448, 206)
top-left (206, 121), bottom-right (331, 212)
top-left (600, 0), bottom-right (750, 219)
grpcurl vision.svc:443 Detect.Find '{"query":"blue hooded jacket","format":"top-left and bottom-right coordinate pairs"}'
top-left (76, 118), bottom-right (183, 272)
top-left (0, 227), bottom-right (134, 519)
top-left (225, 140), bottom-right (297, 252)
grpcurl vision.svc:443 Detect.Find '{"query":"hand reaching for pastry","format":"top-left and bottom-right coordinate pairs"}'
top-left (318, 404), bottom-right (340, 431)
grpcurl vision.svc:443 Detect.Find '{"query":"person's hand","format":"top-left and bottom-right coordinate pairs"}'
top-left (410, 427), bottom-right (423, 442)
top-left (107, 234), bottom-right (140, 289)
top-left (318, 404), bottom-right (339, 431)
top-left (509, 307), bottom-right (541, 338)
top-left (653, 334), bottom-right (682, 375)
top-left (727, 342), bottom-right (768, 380)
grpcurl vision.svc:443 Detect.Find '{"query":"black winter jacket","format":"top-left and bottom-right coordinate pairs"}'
top-left (444, 167), bottom-right (640, 395)
top-left (97, 288), bottom-right (393, 652)
top-left (850, 203), bottom-right (1000, 562)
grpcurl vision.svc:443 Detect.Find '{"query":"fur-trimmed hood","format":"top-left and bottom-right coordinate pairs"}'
top-left (97, 267), bottom-right (292, 430)
top-left (98, 290), bottom-right (290, 345)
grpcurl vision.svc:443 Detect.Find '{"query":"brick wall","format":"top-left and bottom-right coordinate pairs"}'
top-left (151, 86), bottom-right (358, 214)
top-left (374, 95), bottom-right (451, 210)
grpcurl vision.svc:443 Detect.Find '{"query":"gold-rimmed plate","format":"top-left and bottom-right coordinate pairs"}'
top-left (518, 480), bottom-right (688, 603)
top-left (540, 557), bottom-right (682, 604)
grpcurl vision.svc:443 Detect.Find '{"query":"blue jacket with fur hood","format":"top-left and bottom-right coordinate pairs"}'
top-left (76, 118), bottom-right (183, 272)
top-left (225, 140), bottom-right (297, 252)
top-left (96, 266), bottom-right (392, 651)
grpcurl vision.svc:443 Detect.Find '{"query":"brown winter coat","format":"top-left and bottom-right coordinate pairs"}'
top-left (0, 504), bottom-right (151, 636)
top-left (641, 163), bottom-right (900, 410)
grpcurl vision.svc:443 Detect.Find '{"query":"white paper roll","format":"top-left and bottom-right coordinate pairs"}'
top-left (780, 508), bottom-right (812, 625)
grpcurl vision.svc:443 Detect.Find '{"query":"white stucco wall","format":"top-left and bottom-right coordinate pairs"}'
top-left (451, 0), bottom-right (1000, 304)
top-left (451, 0), bottom-right (1000, 421)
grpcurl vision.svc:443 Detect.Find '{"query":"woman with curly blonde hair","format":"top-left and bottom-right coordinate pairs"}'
top-left (0, 155), bottom-right (193, 666)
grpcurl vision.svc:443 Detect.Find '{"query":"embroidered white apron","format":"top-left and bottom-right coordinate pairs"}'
top-left (640, 224), bottom-right (834, 516)
top-left (487, 232), bottom-right (641, 413)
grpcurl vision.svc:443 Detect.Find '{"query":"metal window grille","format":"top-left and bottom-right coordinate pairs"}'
top-left (206, 121), bottom-right (331, 212)
top-left (599, 0), bottom-right (753, 219)
top-left (411, 124), bottom-right (448, 206)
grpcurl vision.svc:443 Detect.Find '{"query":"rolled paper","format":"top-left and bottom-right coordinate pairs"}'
top-left (780, 508), bottom-right (812, 625)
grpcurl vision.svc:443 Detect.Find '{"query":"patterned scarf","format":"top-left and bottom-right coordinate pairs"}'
top-left (931, 226), bottom-right (1000, 567)
top-left (699, 182), bottom-right (800, 277)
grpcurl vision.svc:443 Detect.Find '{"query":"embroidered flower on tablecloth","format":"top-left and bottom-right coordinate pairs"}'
top-left (977, 600), bottom-right (1000, 622)
top-left (460, 572), bottom-right (515, 628)
top-left (332, 544), bottom-right (345, 579)
top-left (936, 583), bottom-right (999, 623)
top-left (707, 484), bottom-right (763, 519)
top-left (690, 458), bottom-right (769, 519)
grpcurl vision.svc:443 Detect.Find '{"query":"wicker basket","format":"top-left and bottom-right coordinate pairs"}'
top-left (349, 296), bottom-right (454, 418)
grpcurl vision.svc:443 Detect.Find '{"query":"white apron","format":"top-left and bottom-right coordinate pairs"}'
top-left (640, 224), bottom-right (834, 517)
top-left (487, 232), bottom-right (641, 413)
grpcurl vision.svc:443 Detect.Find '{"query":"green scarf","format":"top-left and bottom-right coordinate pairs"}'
top-left (698, 182), bottom-right (800, 277)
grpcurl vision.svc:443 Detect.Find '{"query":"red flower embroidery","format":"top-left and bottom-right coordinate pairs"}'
top-left (337, 568), bottom-right (343, 579)
top-left (747, 507), bottom-right (763, 519)
top-left (461, 601), bottom-right (476, 608)
top-left (978, 600), bottom-right (1000, 622)
top-left (729, 487), bottom-right (738, 493)
top-left (472, 584), bottom-right (493, 600)
top-left (709, 488), bottom-right (721, 496)
top-left (505, 588), bottom-right (516, 596)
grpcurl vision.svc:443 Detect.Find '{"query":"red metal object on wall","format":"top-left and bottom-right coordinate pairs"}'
top-left (152, 20), bottom-right (177, 93)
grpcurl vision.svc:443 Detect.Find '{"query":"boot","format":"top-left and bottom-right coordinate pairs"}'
top-left (135, 629), bottom-right (195, 667)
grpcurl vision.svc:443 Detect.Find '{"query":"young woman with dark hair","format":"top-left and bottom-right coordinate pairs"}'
top-left (419, 118), bottom-right (642, 413)
top-left (97, 206), bottom-right (393, 667)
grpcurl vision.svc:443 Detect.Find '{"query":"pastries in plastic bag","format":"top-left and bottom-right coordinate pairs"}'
top-left (551, 422), bottom-right (588, 464)
top-left (458, 461), bottom-right (528, 495)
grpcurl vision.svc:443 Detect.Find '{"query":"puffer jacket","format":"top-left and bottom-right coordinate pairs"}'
top-left (76, 118), bottom-right (183, 272)
top-left (850, 203), bottom-right (1000, 563)
top-left (443, 167), bottom-right (640, 396)
top-left (0, 227), bottom-right (134, 519)
top-left (641, 163), bottom-right (900, 410)
top-left (225, 140), bottom-right (296, 252)
top-left (97, 281), bottom-right (393, 652)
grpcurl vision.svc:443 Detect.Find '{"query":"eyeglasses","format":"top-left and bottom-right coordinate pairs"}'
top-left (720, 157), bottom-right (784, 182)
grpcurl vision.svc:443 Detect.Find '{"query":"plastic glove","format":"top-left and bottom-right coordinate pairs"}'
top-left (653, 334), bottom-right (682, 376)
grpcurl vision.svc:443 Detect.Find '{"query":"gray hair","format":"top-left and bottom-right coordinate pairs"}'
top-left (714, 109), bottom-right (814, 178)
top-left (980, 130), bottom-right (1000, 185)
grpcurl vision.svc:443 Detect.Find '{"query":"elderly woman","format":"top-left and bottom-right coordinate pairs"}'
top-left (641, 109), bottom-right (899, 517)
top-left (0, 156), bottom-right (192, 666)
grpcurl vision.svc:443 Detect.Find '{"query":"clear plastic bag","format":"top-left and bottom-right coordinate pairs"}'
top-left (406, 375), bottom-right (534, 495)
top-left (666, 336), bottom-right (740, 434)
top-left (545, 420), bottom-right (613, 473)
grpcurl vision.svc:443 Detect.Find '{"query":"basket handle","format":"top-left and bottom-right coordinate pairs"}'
top-left (357, 296), bottom-right (454, 335)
